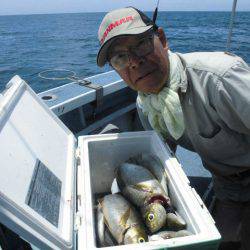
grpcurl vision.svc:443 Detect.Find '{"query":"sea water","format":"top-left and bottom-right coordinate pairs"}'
top-left (0, 11), bottom-right (249, 92)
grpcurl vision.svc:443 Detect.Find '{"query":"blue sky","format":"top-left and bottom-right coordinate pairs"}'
top-left (1, 0), bottom-right (250, 15)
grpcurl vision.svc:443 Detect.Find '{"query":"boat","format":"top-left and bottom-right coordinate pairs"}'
top-left (0, 74), bottom-right (219, 249)
top-left (0, 0), bottom-right (246, 249)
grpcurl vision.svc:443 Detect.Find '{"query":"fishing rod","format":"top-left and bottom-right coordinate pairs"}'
top-left (152, 0), bottom-right (160, 25)
top-left (226, 0), bottom-right (238, 51)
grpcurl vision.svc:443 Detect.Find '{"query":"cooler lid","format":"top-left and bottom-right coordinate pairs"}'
top-left (0, 76), bottom-right (76, 249)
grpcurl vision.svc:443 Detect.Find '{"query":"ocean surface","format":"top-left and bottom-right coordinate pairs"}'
top-left (0, 11), bottom-right (249, 93)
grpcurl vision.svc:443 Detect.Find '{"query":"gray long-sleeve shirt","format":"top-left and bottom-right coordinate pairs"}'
top-left (137, 51), bottom-right (250, 202)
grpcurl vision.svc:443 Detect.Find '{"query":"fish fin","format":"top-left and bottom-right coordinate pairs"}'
top-left (119, 207), bottom-right (131, 228)
top-left (104, 217), bottom-right (111, 232)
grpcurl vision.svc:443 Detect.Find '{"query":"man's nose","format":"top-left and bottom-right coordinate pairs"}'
top-left (128, 53), bottom-right (145, 69)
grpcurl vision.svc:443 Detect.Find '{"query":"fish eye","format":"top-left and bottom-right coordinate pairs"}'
top-left (147, 213), bottom-right (155, 221)
top-left (138, 237), bottom-right (145, 243)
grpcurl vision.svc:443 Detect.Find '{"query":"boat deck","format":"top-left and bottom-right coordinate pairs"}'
top-left (38, 70), bottom-right (125, 116)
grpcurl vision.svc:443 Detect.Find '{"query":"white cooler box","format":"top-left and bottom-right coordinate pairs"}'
top-left (0, 76), bottom-right (221, 250)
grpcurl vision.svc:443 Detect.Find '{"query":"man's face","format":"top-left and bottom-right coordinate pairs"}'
top-left (108, 28), bottom-right (169, 94)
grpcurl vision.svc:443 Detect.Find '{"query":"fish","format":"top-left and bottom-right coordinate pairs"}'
top-left (97, 193), bottom-right (148, 245)
top-left (116, 163), bottom-right (187, 233)
top-left (128, 153), bottom-right (169, 195)
top-left (149, 229), bottom-right (192, 241)
top-left (116, 163), bottom-right (172, 233)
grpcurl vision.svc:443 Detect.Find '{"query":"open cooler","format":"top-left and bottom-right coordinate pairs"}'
top-left (0, 76), bottom-right (221, 249)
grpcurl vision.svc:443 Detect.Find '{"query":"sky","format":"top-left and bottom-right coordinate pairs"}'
top-left (0, 0), bottom-right (250, 16)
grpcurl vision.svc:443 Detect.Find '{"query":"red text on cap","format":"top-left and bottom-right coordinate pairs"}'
top-left (101, 16), bottom-right (134, 44)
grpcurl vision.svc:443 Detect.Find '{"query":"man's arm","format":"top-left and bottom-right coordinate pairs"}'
top-left (213, 59), bottom-right (250, 134)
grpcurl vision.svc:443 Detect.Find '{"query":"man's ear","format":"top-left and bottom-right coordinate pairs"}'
top-left (156, 27), bottom-right (169, 50)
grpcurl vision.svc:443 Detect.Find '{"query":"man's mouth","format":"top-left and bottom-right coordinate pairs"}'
top-left (135, 70), bottom-right (156, 83)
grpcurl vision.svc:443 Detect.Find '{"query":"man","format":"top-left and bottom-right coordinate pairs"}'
top-left (96, 7), bottom-right (250, 250)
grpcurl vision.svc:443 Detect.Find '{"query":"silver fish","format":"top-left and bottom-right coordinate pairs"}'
top-left (149, 229), bottom-right (192, 241)
top-left (128, 153), bottom-right (169, 195)
top-left (98, 193), bottom-right (148, 245)
top-left (116, 163), bottom-right (171, 233)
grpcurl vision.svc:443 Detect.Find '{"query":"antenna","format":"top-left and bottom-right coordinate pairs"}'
top-left (152, 0), bottom-right (160, 24)
top-left (226, 0), bottom-right (238, 51)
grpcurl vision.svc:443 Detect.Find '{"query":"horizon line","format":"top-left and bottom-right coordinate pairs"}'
top-left (1, 9), bottom-right (250, 17)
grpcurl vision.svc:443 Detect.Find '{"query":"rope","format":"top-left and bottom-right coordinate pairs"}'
top-left (38, 68), bottom-right (104, 107)
top-left (226, 0), bottom-right (238, 51)
top-left (38, 69), bottom-right (76, 80)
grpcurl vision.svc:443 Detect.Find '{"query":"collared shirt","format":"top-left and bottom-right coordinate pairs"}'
top-left (137, 51), bottom-right (250, 201)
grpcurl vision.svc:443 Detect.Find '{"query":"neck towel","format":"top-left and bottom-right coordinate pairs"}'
top-left (137, 51), bottom-right (185, 140)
